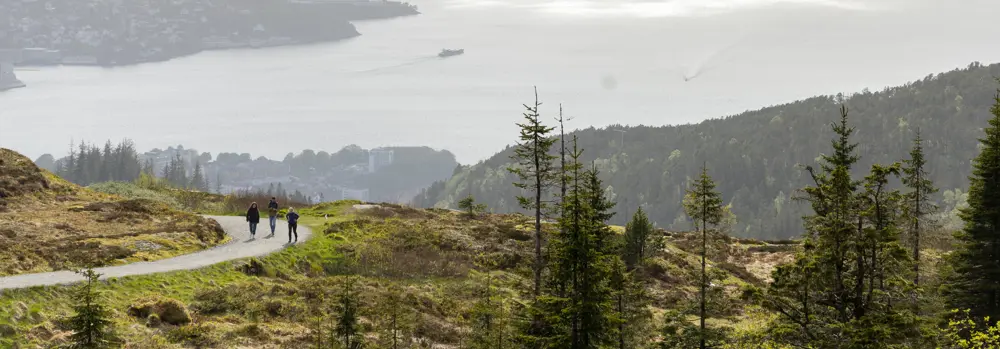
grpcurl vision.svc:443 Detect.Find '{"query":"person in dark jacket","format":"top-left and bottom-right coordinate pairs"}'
top-left (246, 202), bottom-right (261, 238)
top-left (267, 197), bottom-right (279, 237)
top-left (286, 207), bottom-right (300, 244)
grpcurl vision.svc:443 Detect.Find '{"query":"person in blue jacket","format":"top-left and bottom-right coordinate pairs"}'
top-left (286, 207), bottom-right (300, 244)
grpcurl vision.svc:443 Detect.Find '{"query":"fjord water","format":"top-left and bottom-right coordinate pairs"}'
top-left (1, 0), bottom-right (999, 164)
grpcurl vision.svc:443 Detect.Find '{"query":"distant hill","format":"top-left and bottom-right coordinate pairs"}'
top-left (37, 144), bottom-right (458, 205)
top-left (414, 62), bottom-right (1000, 240)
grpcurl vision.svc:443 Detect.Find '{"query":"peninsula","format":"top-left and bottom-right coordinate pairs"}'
top-left (0, 62), bottom-right (25, 91)
top-left (0, 0), bottom-right (419, 67)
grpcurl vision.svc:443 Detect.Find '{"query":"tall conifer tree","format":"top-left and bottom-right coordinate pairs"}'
top-left (683, 163), bottom-right (724, 349)
top-left (901, 129), bottom-right (937, 287)
top-left (946, 90), bottom-right (1000, 320)
top-left (507, 87), bottom-right (557, 298)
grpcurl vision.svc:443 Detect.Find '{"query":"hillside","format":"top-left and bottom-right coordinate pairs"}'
top-left (414, 61), bottom-right (1000, 239)
top-left (37, 143), bottom-right (459, 205)
top-left (0, 201), bottom-right (795, 347)
top-left (0, 148), bottom-right (226, 277)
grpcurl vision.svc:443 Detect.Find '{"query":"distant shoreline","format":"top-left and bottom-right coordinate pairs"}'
top-left (17, 32), bottom-right (364, 69)
top-left (5, 0), bottom-right (419, 69)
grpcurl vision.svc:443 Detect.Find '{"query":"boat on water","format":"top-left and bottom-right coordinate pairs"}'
top-left (438, 48), bottom-right (464, 58)
top-left (0, 62), bottom-right (26, 92)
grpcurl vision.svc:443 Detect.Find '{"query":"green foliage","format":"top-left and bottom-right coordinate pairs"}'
top-left (623, 207), bottom-right (655, 270)
top-left (938, 310), bottom-right (1000, 349)
top-left (67, 269), bottom-right (120, 349)
top-left (611, 258), bottom-right (654, 349)
top-left (420, 63), bottom-right (1000, 240)
top-left (506, 87), bottom-right (559, 298)
top-left (459, 194), bottom-right (488, 218)
top-left (684, 164), bottom-right (726, 349)
top-left (684, 165), bottom-right (725, 232)
top-left (658, 309), bottom-right (722, 349)
top-left (374, 283), bottom-right (416, 349)
top-left (467, 271), bottom-right (514, 349)
top-left (764, 105), bottom-right (919, 348)
top-left (189, 162), bottom-right (208, 191)
top-left (902, 129), bottom-right (939, 288)
top-left (334, 276), bottom-right (364, 349)
top-left (529, 140), bottom-right (621, 348)
top-left (946, 91), bottom-right (1000, 321)
top-left (57, 139), bottom-right (142, 186)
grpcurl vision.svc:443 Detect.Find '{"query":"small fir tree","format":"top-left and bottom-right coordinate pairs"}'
top-left (68, 268), bottom-right (119, 349)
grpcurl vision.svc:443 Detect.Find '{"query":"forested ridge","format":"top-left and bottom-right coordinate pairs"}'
top-left (415, 62), bottom-right (1000, 239)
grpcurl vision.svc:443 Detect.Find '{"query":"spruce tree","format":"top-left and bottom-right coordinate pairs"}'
top-left (142, 159), bottom-right (154, 177)
top-left (190, 161), bottom-right (207, 191)
top-left (623, 207), bottom-right (654, 270)
top-left (555, 104), bottom-right (571, 204)
top-left (215, 172), bottom-right (223, 194)
top-left (616, 209), bottom-right (656, 349)
top-left (506, 87), bottom-right (557, 299)
top-left (334, 276), bottom-right (363, 349)
top-left (946, 90), bottom-right (1000, 320)
top-left (901, 129), bottom-right (937, 287)
top-left (376, 283), bottom-right (413, 349)
top-left (683, 163), bottom-right (724, 349)
top-left (765, 105), bottom-right (917, 348)
top-left (68, 269), bottom-right (119, 349)
top-left (100, 141), bottom-right (112, 182)
top-left (469, 269), bottom-right (512, 349)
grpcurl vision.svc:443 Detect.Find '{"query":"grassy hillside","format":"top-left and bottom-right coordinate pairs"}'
top-left (0, 148), bottom-right (227, 277)
top-left (0, 201), bottom-right (795, 348)
top-left (414, 62), bottom-right (1000, 240)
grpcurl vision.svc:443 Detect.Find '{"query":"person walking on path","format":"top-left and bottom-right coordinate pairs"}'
top-left (246, 202), bottom-right (261, 238)
top-left (286, 207), bottom-right (300, 244)
top-left (267, 197), bottom-right (279, 237)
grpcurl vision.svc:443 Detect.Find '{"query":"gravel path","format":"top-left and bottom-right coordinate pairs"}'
top-left (0, 215), bottom-right (311, 291)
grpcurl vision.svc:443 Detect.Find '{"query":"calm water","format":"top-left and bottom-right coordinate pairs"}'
top-left (2, 0), bottom-right (1000, 164)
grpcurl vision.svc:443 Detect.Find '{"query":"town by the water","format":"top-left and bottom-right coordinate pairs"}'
top-left (0, 0), bottom-right (419, 91)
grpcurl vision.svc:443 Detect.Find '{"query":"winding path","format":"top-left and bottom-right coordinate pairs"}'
top-left (0, 216), bottom-right (312, 291)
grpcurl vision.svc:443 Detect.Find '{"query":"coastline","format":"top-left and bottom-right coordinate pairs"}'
top-left (4, 0), bottom-right (419, 69)
top-left (20, 31), bottom-right (364, 69)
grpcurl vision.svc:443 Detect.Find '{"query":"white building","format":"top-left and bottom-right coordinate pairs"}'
top-left (341, 188), bottom-right (370, 202)
top-left (368, 148), bottom-right (394, 173)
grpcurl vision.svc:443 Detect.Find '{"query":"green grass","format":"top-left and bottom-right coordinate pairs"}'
top-left (0, 200), bottom-right (360, 347)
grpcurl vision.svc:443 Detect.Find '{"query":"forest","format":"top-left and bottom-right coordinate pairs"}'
top-left (414, 62), bottom-right (1000, 240)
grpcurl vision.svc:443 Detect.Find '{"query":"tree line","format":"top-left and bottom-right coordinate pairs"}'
top-left (415, 62), bottom-right (1000, 240)
top-left (56, 140), bottom-right (143, 186)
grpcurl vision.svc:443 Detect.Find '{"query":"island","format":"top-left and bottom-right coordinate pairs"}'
top-left (0, 0), bottom-right (420, 67)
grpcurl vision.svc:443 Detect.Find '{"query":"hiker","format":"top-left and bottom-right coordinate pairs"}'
top-left (267, 197), bottom-right (279, 236)
top-left (246, 202), bottom-right (261, 238)
top-left (286, 207), bottom-right (300, 244)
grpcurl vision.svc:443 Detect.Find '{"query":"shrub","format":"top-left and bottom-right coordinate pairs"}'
top-left (127, 296), bottom-right (192, 326)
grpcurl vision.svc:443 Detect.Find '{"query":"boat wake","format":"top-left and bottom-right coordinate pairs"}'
top-left (351, 55), bottom-right (440, 75)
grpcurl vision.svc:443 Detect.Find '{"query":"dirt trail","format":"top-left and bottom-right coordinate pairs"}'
top-left (0, 215), bottom-right (311, 290)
